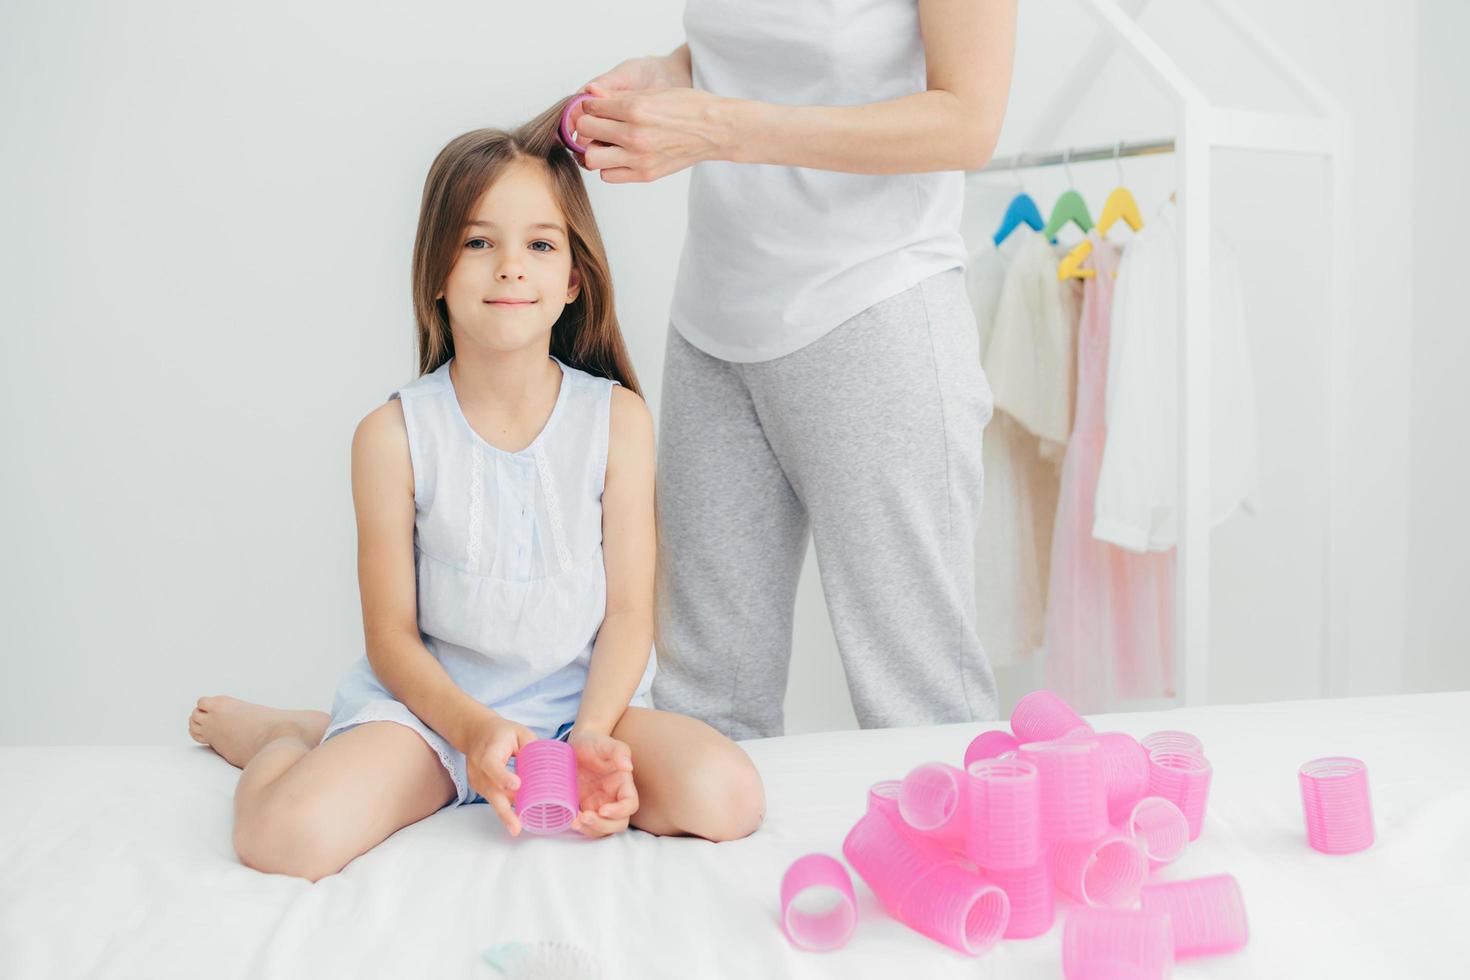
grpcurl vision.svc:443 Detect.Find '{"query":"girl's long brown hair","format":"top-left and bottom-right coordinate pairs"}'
top-left (410, 100), bottom-right (642, 396)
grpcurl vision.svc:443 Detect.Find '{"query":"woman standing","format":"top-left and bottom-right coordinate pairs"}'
top-left (572, 0), bottom-right (1018, 739)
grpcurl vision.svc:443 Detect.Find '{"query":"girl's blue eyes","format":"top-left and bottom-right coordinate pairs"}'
top-left (465, 238), bottom-right (554, 252)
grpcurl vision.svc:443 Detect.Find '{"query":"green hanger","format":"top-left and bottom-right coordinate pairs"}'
top-left (1043, 148), bottom-right (1094, 243)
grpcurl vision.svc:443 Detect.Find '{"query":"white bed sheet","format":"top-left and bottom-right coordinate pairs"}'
top-left (2, 691), bottom-right (1467, 979)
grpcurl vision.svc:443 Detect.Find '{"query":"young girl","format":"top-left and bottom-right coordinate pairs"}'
top-left (187, 100), bottom-right (765, 881)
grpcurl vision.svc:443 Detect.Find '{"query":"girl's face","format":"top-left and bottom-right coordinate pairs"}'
top-left (437, 159), bottom-right (581, 354)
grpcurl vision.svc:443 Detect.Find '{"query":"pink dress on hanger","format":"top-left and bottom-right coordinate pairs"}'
top-left (1042, 233), bottom-right (1175, 712)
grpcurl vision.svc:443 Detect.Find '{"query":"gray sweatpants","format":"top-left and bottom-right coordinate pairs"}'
top-left (651, 267), bottom-right (999, 739)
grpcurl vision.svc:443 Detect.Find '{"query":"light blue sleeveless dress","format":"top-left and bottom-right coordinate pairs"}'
top-left (322, 356), bottom-right (657, 806)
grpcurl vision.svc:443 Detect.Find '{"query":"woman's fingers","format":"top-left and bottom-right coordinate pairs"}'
top-left (575, 113), bottom-right (634, 149)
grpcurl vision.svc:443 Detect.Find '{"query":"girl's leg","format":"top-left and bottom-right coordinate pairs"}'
top-left (611, 706), bottom-right (764, 842)
top-left (190, 696), bottom-right (455, 881)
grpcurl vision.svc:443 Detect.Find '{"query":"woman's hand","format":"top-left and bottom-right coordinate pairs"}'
top-left (463, 710), bottom-right (538, 836)
top-left (574, 88), bottom-right (734, 184)
top-left (580, 52), bottom-right (691, 95)
top-left (566, 729), bottom-right (639, 838)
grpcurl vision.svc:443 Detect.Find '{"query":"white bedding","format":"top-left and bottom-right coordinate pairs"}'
top-left (2, 691), bottom-right (1467, 979)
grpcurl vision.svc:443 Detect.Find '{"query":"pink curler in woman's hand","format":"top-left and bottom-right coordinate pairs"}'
top-left (895, 864), bottom-right (1010, 956)
top-left (1019, 737), bottom-right (1109, 843)
top-left (1063, 908), bottom-right (1174, 980)
top-left (965, 758), bottom-right (1042, 870)
top-left (558, 93), bottom-right (595, 154)
top-left (780, 853), bottom-right (858, 952)
top-left (1121, 796), bottom-right (1190, 868)
top-left (1146, 749), bottom-right (1212, 841)
top-left (898, 763), bottom-right (970, 853)
top-left (1011, 689), bottom-right (1093, 743)
top-left (1140, 873), bottom-right (1248, 958)
top-left (1051, 833), bottom-right (1147, 907)
top-left (981, 854), bottom-right (1054, 939)
top-left (1142, 730), bottom-right (1203, 756)
top-left (512, 739), bottom-right (579, 835)
top-left (1299, 756), bottom-right (1374, 854)
top-left (965, 729), bottom-right (1021, 769)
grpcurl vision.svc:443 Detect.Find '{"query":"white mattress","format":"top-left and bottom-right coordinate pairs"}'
top-left (2, 692), bottom-right (1467, 979)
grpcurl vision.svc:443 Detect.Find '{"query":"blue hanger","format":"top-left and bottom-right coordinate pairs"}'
top-left (993, 193), bottom-right (1046, 246)
top-left (992, 150), bottom-right (1046, 246)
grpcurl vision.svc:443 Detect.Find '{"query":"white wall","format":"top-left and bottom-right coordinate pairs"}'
top-left (1405, 0), bottom-right (1470, 693)
top-left (0, 0), bottom-right (1451, 746)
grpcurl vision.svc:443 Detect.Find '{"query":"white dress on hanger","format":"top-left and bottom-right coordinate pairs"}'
top-left (968, 228), bottom-right (1082, 666)
top-left (1092, 200), bottom-right (1261, 553)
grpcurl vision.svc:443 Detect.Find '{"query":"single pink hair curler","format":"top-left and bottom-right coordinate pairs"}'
top-left (513, 739), bottom-right (579, 835)
top-left (1086, 732), bottom-right (1150, 822)
top-left (898, 763), bottom-right (970, 853)
top-left (1140, 873), bottom-right (1248, 958)
top-left (1299, 756), bottom-right (1374, 854)
top-left (1052, 834), bottom-right (1147, 907)
top-left (842, 808), bottom-right (957, 915)
top-left (965, 729), bottom-right (1021, 769)
top-left (965, 758), bottom-right (1042, 870)
top-left (982, 854), bottom-right (1054, 939)
top-left (558, 93), bottom-right (595, 154)
top-left (867, 779), bottom-right (902, 820)
top-left (1019, 737), bottom-right (1109, 843)
top-left (780, 854), bottom-right (858, 952)
top-left (896, 864), bottom-right (1010, 956)
top-left (1146, 749), bottom-right (1212, 841)
top-left (1011, 689), bottom-right (1093, 743)
top-left (1142, 730), bottom-right (1203, 756)
top-left (1122, 796), bottom-right (1190, 868)
top-left (1063, 908), bottom-right (1174, 980)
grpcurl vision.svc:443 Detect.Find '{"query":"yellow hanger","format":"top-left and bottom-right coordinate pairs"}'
top-left (1058, 142), bottom-right (1144, 280)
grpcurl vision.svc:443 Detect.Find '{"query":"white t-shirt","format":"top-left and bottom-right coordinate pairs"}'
top-left (671, 0), bottom-right (969, 363)
top-left (1092, 201), bottom-right (1262, 552)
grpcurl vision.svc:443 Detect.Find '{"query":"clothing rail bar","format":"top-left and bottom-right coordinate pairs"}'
top-left (975, 138), bottom-right (1176, 173)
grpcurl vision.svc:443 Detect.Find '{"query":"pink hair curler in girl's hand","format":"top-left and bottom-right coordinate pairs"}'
top-left (1299, 756), bottom-right (1374, 854)
top-left (780, 854), bottom-right (857, 952)
top-left (558, 94), bottom-right (595, 154)
top-left (513, 739), bottom-right (579, 835)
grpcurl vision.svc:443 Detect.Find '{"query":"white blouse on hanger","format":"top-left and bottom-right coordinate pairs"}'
top-left (968, 228), bottom-right (1081, 666)
top-left (1092, 200), bottom-right (1261, 553)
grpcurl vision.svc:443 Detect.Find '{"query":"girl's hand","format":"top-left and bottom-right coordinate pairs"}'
top-left (574, 88), bottom-right (732, 184)
top-left (463, 711), bottom-right (538, 836)
top-left (566, 729), bottom-right (638, 838)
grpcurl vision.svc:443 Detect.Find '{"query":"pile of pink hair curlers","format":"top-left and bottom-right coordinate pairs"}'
top-left (779, 689), bottom-right (1371, 964)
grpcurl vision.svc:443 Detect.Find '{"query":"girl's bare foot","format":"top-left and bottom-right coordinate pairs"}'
top-left (189, 695), bottom-right (331, 769)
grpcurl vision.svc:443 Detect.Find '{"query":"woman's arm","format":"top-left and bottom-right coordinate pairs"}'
top-left (351, 401), bottom-right (496, 753)
top-left (577, 0), bottom-right (1016, 181)
top-left (572, 386), bottom-right (657, 737)
top-left (732, 0), bottom-right (1016, 173)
